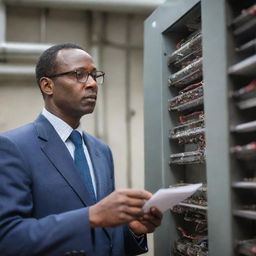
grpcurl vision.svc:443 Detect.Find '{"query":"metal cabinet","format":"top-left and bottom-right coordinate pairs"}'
top-left (144, 0), bottom-right (256, 255)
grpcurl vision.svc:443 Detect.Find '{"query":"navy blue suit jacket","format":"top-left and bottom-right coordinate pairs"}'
top-left (0, 115), bottom-right (147, 256)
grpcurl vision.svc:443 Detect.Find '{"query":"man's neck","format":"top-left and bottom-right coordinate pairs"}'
top-left (44, 106), bottom-right (80, 129)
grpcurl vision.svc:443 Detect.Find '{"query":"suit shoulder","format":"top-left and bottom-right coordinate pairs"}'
top-left (0, 123), bottom-right (35, 143)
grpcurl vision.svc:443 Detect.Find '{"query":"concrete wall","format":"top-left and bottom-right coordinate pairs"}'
top-left (1, 5), bottom-right (146, 189)
top-left (0, 4), bottom-right (154, 255)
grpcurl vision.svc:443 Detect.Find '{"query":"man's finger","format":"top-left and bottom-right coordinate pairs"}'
top-left (124, 206), bottom-right (144, 218)
top-left (150, 207), bottom-right (163, 219)
top-left (142, 208), bottom-right (162, 227)
top-left (139, 220), bottom-right (155, 232)
top-left (142, 215), bottom-right (161, 227)
top-left (125, 197), bottom-right (146, 207)
top-left (117, 212), bottom-right (136, 224)
top-left (119, 189), bottom-right (152, 200)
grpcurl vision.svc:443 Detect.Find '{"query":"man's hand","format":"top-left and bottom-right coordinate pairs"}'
top-left (128, 207), bottom-right (162, 235)
top-left (89, 189), bottom-right (152, 228)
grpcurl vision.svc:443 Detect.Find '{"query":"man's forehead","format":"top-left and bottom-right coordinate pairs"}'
top-left (56, 48), bottom-right (95, 69)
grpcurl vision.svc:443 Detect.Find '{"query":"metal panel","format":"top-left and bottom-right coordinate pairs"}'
top-left (202, 0), bottom-right (233, 255)
top-left (144, 0), bottom-right (201, 254)
top-left (145, 0), bottom-right (256, 255)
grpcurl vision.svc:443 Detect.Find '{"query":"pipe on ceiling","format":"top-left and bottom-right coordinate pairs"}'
top-left (0, 42), bottom-right (52, 54)
top-left (4, 0), bottom-right (164, 13)
top-left (0, 42), bottom-right (52, 59)
top-left (0, 1), bottom-right (6, 42)
top-left (0, 64), bottom-right (34, 75)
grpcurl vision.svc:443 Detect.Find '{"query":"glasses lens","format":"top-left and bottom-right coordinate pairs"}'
top-left (76, 69), bottom-right (89, 83)
top-left (95, 71), bottom-right (104, 84)
top-left (76, 70), bottom-right (104, 84)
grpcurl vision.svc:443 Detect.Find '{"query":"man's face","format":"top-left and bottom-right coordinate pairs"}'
top-left (49, 48), bottom-right (98, 119)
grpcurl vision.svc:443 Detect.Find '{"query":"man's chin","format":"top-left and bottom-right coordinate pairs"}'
top-left (80, 106), bottom-right (96, 116)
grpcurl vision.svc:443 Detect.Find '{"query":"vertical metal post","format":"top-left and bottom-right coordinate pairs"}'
top-left (90, 11), bottom-right (108, 142)
top-left (40, 8), bottom-right (48, 43)
top-left (202, 0), bottom-right (233, 255)
top-left (125, 14), bottom-right (132, 188)
top-left (0, 0), bottom-right (6, 43)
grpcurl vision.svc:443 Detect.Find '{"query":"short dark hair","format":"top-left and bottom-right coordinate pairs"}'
top-left (35, 43), bottom-right (84, 87)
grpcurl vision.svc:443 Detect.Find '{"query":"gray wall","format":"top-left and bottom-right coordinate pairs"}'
top-left (0, 5), bottom-right (146, 190)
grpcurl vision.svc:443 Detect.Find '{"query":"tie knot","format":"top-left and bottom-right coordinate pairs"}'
top-left (69, 130), bottom-right (83, 147)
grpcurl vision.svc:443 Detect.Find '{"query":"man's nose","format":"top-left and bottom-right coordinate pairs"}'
top-left (84, 75), bottom-right (97, 88)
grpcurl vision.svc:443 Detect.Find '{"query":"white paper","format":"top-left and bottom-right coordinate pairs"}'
top-left (143, 183), bottom-right (202, 213)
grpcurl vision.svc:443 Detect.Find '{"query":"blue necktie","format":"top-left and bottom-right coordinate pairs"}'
top-left (69, 130), bottom-right (96, 202)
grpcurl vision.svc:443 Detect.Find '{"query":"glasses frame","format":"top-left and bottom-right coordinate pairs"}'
top-left (46, 69), bottom-right (105, 84)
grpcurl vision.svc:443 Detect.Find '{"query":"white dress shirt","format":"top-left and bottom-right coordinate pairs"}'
top-left (42, 108), bottom-right (97, 196)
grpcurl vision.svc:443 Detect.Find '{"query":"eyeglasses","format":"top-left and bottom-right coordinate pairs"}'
top-left (47, 69), bottom-right (105, 84)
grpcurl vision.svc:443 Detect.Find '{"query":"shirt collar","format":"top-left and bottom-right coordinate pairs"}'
top-left (42, 108), bottom-right (83, 142)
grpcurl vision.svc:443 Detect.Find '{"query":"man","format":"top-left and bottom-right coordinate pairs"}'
top-left (0, 43), bottom-right (162, 256)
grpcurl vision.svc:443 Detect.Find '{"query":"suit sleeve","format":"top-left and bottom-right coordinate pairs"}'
top-left (0, 136), bottom-right (94, 256)
top-left (124, 226), bottom-right (148, 255)
top-left (106, 145), bottom-right (115, 192)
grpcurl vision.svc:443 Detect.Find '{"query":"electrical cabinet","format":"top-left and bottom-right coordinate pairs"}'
top-left (144, 0), bottom-right (256, 255)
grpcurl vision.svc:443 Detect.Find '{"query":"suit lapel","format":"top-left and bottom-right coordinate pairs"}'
top-left (34, 114), bottom-right (95, 206)
top-left (83, 132), bottom-right (114, 240)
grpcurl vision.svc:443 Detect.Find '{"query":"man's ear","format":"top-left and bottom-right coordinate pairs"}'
top-left (40, 77), bottom-right (54, 96)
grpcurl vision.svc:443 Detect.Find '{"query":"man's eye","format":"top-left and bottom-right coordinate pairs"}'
top-left (77, 70), bottom-right (86, 79)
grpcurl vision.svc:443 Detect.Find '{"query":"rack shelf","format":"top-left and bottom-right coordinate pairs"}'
top-left (233, 18), bottom-right (256, 37)
top-left (168, 57), bottom-right (203, 87)
top-left (178, 202), bottom-right (208, 211)
top-left (236, 38), bottom-right (256, 54)
top-left (170, 150), bottom-right (205, 165)
top-left (232, 120), bottom-right (256, 133)
top-left (229, 54), bottom-right (256, 76)
top-left (232, 181), bottom-right (256, 189)
top-left (232, 142), bottom-right (256, 160)
top-left (168, 31), bottom-right (202, 67)
top-left (233, 210), bottom-right (256, 220)
top-left (231, 4), bottom-right (256, 28)
top-left (237, 238), bottom-right (256, 256)
top-left (170, 126), bottom-right (204, 141)
top-left (237, 97), bottom-right (256, 109)
top-left (169, 85), bottom-right (204, 112)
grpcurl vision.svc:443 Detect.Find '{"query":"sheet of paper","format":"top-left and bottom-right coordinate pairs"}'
top-left (143, 183), bottom-right (202, 213)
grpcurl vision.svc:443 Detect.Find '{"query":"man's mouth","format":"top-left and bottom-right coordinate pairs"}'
top-left (81, 95), bottom-right (97, 104)
top-left (84, 94), bottom-right (97, 100)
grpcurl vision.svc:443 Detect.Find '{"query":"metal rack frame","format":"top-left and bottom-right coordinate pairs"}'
top-left (144, 0), bottom-right (203, 255)
top-left (144, 0), bottom-right (255, 255)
